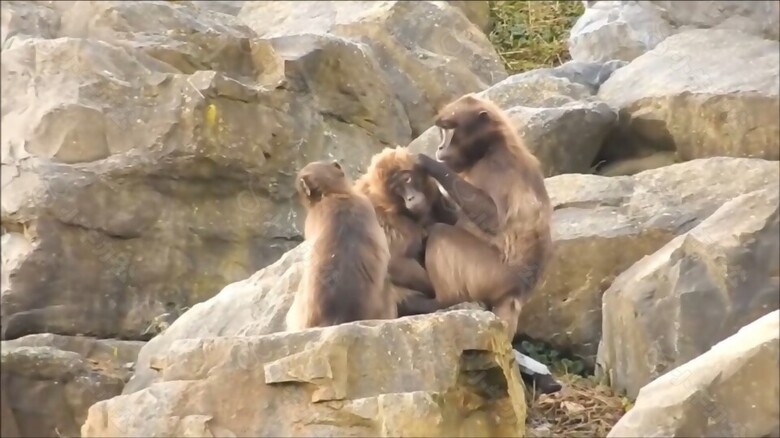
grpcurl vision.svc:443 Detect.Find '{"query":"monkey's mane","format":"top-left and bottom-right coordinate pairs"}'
top-left (354, 146), bottom-right (416, 215)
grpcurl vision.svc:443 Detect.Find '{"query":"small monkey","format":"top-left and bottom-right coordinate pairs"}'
top-left (285, 160), bottom-right (396, 331)
top-left (354, 146), bottom-right (459, 316)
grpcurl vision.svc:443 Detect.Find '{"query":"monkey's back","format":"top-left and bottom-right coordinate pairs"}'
top-left (306, 194), bottom-right (392, 326)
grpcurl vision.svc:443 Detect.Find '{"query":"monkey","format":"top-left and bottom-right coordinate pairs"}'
top-left (353, 146), bottom-right (460, 317)
top-left (285, 160), bottom-right (397, 331)
top-left (413, 93), bottom-right (554, 341)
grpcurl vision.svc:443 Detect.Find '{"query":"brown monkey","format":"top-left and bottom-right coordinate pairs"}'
top-left (414, 93), bottom-right (553, 340)
top-left (354, 146), bottom-right (459, 316)
top-left (285, 160), bottom-right (396, 331)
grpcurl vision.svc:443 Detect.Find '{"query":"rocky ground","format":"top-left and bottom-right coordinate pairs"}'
top-left (1, 1), bottom-right (778, 437)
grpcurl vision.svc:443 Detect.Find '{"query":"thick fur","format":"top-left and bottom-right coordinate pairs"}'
top-left (285, 160), bottom-right (396, 331)
top-left (354, 146), bottom-right (458, 316)
top-left (416, 93), bottom-right (553, 340)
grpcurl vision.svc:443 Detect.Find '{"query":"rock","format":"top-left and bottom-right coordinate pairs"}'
top-left (511, 59), bottom-right (628, 95)
top-left (646, 0), bottom-right (780, 41)
top-left (568, 1), bottom-right (675, 64)
top-left (121, 241), bottom-right (310, 393)
top-left (84, 311), bottom-right (526, 437)
top-left (597, 187), bottom-right (780, 398)
top-left (238, 1), bottom-right (507, 136)
top-left (189, 1), bottom-right (246, 16)
top-left (595, 150), bottom-right (678, 176)
top-left (408, 73), bottom-right (619, 177)
top-left (607, 310), bottom-right (780, 437)
top-left (1, 334), bottom-right (143, 438)
top-left (2, 333), bottom-right (144, 366)
top-left (1, 0), bottom-right (492, 341)
top-left (448, 1), bottom-right (492, 32)
top-left (598, 29), bottom-right (780, 162)
top-left (0, 1), bottom-right (60, 43)
top-left (568, 1), bottom-right (780, 64)
top-left (519, 157), bottom-right (779, 362)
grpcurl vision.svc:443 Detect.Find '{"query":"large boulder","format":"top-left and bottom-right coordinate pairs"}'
top-left (0, 0), bottom-right (502, 341)
top-left (83, 311), bottom-right (526, 437)
top-left (123, 242), bottom-right (308, 394)
top-left (568, 1), bottom-right (675, 64)
top-left (238, 1), bottom-right (507, 136)
top-left (597, 187), bottom-right (779, 398)
top-left (408, 72), bottom-right (619, 177)
top-left (1, 334), bottom-right (143, 438)
top-left (598, 29), bottom-right (780, 163)
top-left (646, 0), bottom-right (780, 40)
top-left (568, 1), bottom-right (780, 64)
top-left (608, 310), bottom-right (780, 437)
top-left (520, 157), bottom-right (779, 362)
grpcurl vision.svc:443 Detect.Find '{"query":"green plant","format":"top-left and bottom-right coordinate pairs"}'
top-left (488, 1), bottom-right (585, 74)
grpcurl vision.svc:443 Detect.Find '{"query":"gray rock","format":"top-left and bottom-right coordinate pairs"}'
top-left (1, 335), bottom-right (142, 438)
top-left (568, 1), bottom-right (675, 63)
top-left (447, 1), bottom-right (492, 32)
top-left (408, 73), bottom-right (619, 177)
top-left (511, 59), bottom-right (629, 95)
top-left (238, 1), bottom-right (507, 136)
top-left (646, 0), bottom-right (780, 40)
top-left (568, 1), bottom-right (780, 64)
top-left (608, 310), bottom-right (780, 437)
top-left (597, 188), bottom-right (779, 398)
top-left (520, 157), bottom-right (779, 362)
top-left (598, 29), bottom-right (780, 162)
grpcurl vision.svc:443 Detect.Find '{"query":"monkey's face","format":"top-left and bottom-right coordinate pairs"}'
top-left (389, 169), bottom-right (431, 219)
top-left (296, 160), bottom-right (348, 203)
top-left (434, 96), bottom-right (494, 172)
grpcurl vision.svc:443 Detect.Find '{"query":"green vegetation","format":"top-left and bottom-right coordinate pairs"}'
top-left (488, 1), bottom-right (585, 74)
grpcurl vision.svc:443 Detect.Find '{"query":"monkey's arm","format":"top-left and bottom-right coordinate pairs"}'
top-left (389, 257), bottom-right (435, 296)
top-left (397, 290), bottom-right (447, 316)
top-left (431, 193), bottom-right (459, 225)
top-left (417, 154), bottom-right (500, 235)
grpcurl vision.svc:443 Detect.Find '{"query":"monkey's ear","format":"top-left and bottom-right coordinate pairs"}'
top-left (299, 175), bottom-right (312, 198)
top-left (331, 160), bottom-right (342, 171)
top-left (477, 110), bottom-right (490, 123)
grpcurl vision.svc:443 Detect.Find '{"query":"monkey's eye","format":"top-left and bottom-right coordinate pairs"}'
top-left (404, 175), bottom-right (412, 184)
top-left (437, 119), bottom-right (457, 130)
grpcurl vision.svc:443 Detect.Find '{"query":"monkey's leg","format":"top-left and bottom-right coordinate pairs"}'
top-left (491, 294), bottom-right (523, 341)
top-left (425, 223), bottom-right (521, 337)
top-left (388, 257), bottom-right (435, 297)
top-left (395, 287), bottom-right (448, 316)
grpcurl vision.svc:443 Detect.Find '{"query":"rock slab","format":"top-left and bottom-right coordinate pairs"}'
top-left (83, 311), bottom-right (526, 437)
top-left (608, 310), bottom-right (780, 437)
top-left (597, 187), bottom-right (780, 398)
top-left (1, 334), bottom-right (143, 438)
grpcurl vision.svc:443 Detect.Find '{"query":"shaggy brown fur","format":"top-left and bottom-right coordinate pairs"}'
top-left (285, 160), bottom-right (396, 331)
top-left (354, 146), bottom-right (458, 316)
top-left (415, 93), bottom-right (553, 340)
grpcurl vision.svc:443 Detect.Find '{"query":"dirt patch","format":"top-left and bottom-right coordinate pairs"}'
top-left (526, 373), bottom-right (630, 437)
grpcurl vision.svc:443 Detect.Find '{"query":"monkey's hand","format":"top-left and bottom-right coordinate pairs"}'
top-left (413, 152), bottom-right (438, 171)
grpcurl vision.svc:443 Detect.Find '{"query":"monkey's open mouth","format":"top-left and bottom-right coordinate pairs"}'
top-left (435, 127), bottom-right (454, 161)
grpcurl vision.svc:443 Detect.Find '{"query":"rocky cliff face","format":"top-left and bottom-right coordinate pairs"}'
top-left (1, 1), bottom-right (778, 437)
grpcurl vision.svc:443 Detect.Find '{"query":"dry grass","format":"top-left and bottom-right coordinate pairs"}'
top-left (488, 1), bottom-right (585, 74)
top-left (526, 374), bottom-right (632, 437)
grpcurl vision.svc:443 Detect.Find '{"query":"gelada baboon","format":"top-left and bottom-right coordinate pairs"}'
top-left (354, 146), bottom-right (458, 316)
top-left (414, 93), bottom-right (553, 340)
top-left (285, 160), bottom-right (396, 331)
